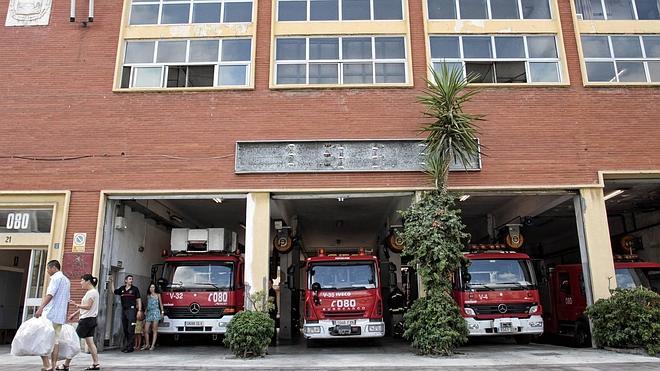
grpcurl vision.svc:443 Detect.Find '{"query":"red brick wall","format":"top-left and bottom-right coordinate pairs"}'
top-left (0, 0), bottom-right (659, 194)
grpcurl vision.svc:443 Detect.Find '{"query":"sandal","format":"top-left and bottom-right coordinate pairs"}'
top-left (55, 366), bottom-right (69, 371)
top-left (85, 365), bottom-right (101, 370)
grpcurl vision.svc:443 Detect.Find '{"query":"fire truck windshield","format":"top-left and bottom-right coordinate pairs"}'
top-left (615, 268), bottom-right (652, 289)
top-left (463, 259), bottom-right (535, 290)
top-left (163, 262), bottom-right (234, 291)
top-left (310, 263), bottom-right (376, 290)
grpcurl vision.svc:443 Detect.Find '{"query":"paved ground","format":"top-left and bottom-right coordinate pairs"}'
top-left (1, 337), bottom-right (658, 370)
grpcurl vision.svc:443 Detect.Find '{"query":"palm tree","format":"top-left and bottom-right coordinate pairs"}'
top-left (419, 63), bottom-right (483, 189)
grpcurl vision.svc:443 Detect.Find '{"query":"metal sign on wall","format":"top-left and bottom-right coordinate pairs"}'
top-left (235, 140), bottom-right (481, 173)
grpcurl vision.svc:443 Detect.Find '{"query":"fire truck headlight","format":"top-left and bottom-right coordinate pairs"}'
top-left (158, 322), bottom-right (170, 328)
top-left (468, 323), bottom-right (479, 330)
top-left (304, 326), bottom-right (322, 334)
top-left (218, 322), bottom-right (227, 328)
top-left (529, 305), bottom-right (539, 314)
top-left (464, 308), bottom-right (476, 316)
top-left (367, 324), bottom-right (384, 333)
top-left (529, 321), bottom-right (543, 328)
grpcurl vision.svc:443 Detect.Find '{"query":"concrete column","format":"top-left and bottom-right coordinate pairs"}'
top-left (574, 188), bottom-right (617, 305)
top-left (245, 192), bottom-right (271, 302)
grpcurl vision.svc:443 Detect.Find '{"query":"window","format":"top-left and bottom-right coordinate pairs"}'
top-left (582, 35), bottom-right (660, 82)
top-left (277, 0), bottom-right (403, 21)
top-left (430, 35), bottom-right (561, 83)
top-left (129, 0), bottom-right (253, 25)
top-left (275, 36), bottom-right (408, 85)
top-left (427, 0), bottom-right (551, 19)
top-left (121, 38), bottom-right (252, 88)
top-left (575, 0), bottom-right (660, 20)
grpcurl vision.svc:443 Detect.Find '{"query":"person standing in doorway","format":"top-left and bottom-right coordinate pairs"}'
top-left (111, 274), bottom-right (142, 353)
top-left (268, 279), bottom-right (278, 346)
top-left (142, 283), bottom-right (164, 351)
top-left (35, 260), bottom-right (71, 371)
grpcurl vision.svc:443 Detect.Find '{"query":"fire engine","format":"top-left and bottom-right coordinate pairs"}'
top-left (302, 249), bottom-right (385, 345)
top-left (453, 244), bottom-right (544, 344)
top-left (153, 228), bottom-right (244, 339)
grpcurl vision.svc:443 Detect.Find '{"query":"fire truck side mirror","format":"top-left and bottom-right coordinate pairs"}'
top-left (311, 282), bottom-right (321, 305)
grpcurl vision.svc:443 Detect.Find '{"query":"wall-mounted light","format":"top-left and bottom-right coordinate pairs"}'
top-left (213, 198), bottom-right (223, 204)
top-left (603, 189), bottom-right (624, 201)
top-left (459, 194), bottom-right (470, 202)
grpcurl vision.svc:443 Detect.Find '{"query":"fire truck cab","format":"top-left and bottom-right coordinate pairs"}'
top-left (302, 249), bottom-right (385, 343)
top-left (154, 228), bottom-right (244, 338)
top-left (454, 245), bottom-right (544, 344)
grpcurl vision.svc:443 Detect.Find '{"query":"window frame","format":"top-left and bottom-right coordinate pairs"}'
top-left (581, 34), bottom-right (660, 83)
top-left (276, 0), bottom-right (405, 22)
top-left (128, 0), bottom-right (254, 26)
top-left (575, 0), bottom-right (660, 21)
top-left (426, 0), bottom-right (552, 20)
top-left (121, 38), bottom-right (253, 89)
top-left (429, 34), bottom-right (563, 84)
top-left (273, 35), bottom-right (409, 86)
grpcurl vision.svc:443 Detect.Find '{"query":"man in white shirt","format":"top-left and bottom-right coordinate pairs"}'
top-left (35, 260), bottom-right (71, 371)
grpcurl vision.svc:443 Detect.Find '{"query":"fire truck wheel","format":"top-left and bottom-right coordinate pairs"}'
top-left (306, 339), bottom-right (320, 348)
top-left (574, 322), bottom-right (591, 348)
top-left (514, 335), bottom-right (531, 345)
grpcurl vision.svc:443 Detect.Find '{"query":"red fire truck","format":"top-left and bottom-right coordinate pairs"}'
top-left (453, 244), bottom-right (544, 344)
top-left (154, 228), bottom-right (244, 339)
top-left (302, 249), bottom-right (385, 345)
top-left (543, 260), bottom-right (660, 346)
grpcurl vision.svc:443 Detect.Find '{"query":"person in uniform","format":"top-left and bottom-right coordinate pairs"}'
top-left (111, 274), bottom-right (143, 353)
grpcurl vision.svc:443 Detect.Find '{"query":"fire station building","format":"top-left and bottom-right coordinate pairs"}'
top-left (1, 0), bottom-right (659, 348)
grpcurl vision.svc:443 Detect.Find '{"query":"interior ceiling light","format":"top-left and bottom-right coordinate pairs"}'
top-left (213, 198), bottom-right (223, 203)
top-left (603, 189), bottom-right (624, 201)
top-left (459, 194), bottom-right (470, 202)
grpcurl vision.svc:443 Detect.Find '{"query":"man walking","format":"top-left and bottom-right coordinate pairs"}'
top-left (35, 260), bottom-right (71, 371)
top-left (112, 274), bottom-right (142, 352)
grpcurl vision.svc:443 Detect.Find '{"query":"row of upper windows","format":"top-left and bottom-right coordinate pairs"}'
top-left (126, 0), bottom-right (660, 25)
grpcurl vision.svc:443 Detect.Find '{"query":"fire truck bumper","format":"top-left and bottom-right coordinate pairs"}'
top-left (303, 319), bottom-right (386, 339)
top-left (465, 315), bottom-right (544, 336)
top-left (158, 315), bottom-right (234, 335)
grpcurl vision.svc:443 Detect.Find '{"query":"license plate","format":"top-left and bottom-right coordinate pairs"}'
top-left (185, 321), bottom-right (203, 327)
top-left (334, 320), bottom-right (356, 326)
top-left (500, 323), bottom-right (513, 333)
top-left (336, 325), bottom-right (352, 335)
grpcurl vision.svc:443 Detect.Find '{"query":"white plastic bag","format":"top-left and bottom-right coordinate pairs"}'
top-left (11, 317), bottom-right (55, 356)
top-left (57, 324), bottom-right (81, 360)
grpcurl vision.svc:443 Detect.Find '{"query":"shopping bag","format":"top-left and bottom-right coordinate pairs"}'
top-left (10, 317), bottom-right (55, 356)
top-left (57, 324), bottom-right (81, 360)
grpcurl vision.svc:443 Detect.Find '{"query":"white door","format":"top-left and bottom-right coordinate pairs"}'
top-left (22, 249), bottom-right (47, 322)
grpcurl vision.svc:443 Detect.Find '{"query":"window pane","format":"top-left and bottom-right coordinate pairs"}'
top-left (433, 62), bottom-right (463, 75)
top-left (586, 62), bottom-right (616, 82)
top-left (121, 67), bottom-right (131, 88)
top-left (222, 39), bottom-right (251, 61)
top-left (157, 41), bottom-right (187, 63)
top-left (343, 63), bottom-right (373, 83)
top-left (224, 2), bottom-right (253, 22)
top-left (130, 5), bottom-right (159, 25)
top-left (343, 37), bottom-right (373, 59)
top-left (277, 64), bottom-right (306, 84)
top-left (616, 61), bottom-right (646, 82)
top-left (643, 36), bottom-right (660, 57)
top-left (276, 39), bottom-right (306, 60)
top-left (309, 63), bottom-right (339, 84)
top-left (581, 36), bottom-right (611, 58)
top-left (374, 0), bottom-right (403, 20)
top-left (375, 63), bottom-right (406, 83)
top-left (375, 37), bottom-right (405, 59)
top-left (279, 1), bottom-right (307, 21)
top-left (611, 36), bottom-right (642, 58)
top-left (343, 0), bottom-right (371, 20)
top-left (529, 62), bottom-right (559, 82)
top-left (430, 37), bottom-right (460, 58)
top-left (580, 0), bottom-right (605, 19)
top-left (187, 66), bottom-right (215, 87)
top-left (219, 65), bottom-right (248, 85)
top-left (604, 0), bottom-right (635, 19)
top-left (189, 40), bottom-right (219, 62)
top-left (521, 0), bottom-right (551, 19)
top-left (527, 36), bottom-right (557, 58)
top-left (428, 0), bottom-right (457, 19)
top-left (309, 38), bottom-right (339, 60)
top-left (459, 0), bottom-right (488, 19)
top-left (495, 61), bottom-right (527, 82)
top-left (648, 61), bottom-right (660, 82)
top-left (125, 41), bottom-right (155, 63)
top-left (167, 66), bottom-right (187, 87)
top-left (311, 0), bottom-right (339, 20)
top-left (491, 0), bottom-right (519, 19)
top-left (495, 37), bottom-right (525, 58)
top-left (133, 67), bottom-right (162, 87)
top-left (635, 0), bottom-right (660, 20)
top-left (465, 62), bottom-right (495, 82)
top-left (162, 4), bottom-right (190, 24)
top-left (463, 37), bottom-right (493, 58)
top-left (193, 3), bottom-right (221, 23)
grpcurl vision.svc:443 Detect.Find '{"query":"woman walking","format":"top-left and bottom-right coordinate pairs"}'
top-left (142, 283), bottom-right (164, 351)
top-left (58, 274), bottom-right (100, 370)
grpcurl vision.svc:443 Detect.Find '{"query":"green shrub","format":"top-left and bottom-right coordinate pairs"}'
top-left (585, 287), bottom-right (660, 355)
top-left (223, 310), bottom-right (274, 358)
